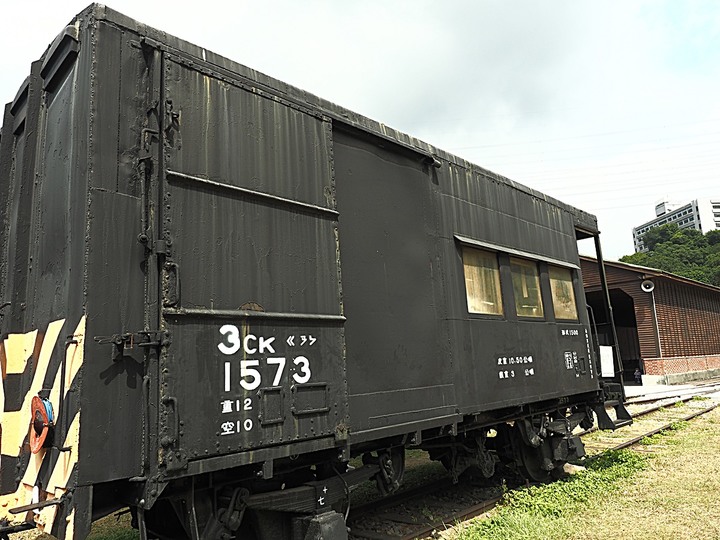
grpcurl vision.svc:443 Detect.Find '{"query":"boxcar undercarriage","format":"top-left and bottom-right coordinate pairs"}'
top-left (104, 396), bottom-right (599, 540)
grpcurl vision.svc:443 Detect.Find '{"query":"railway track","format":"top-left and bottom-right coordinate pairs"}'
top-left (347, 389), bottom-right (720, 540)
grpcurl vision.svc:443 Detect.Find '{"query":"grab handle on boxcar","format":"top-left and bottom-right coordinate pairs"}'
top-left (161, 396), bottom-right (181, 447)
top-left (163, 261), bottom-right (180, 307)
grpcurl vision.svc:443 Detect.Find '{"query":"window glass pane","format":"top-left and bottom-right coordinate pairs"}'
top-left (549, 266), bottom-right (578, 320)
top-left (462, 248), bottom-right (503, 315)
top-left (510, 257), bottom-right (544, 318)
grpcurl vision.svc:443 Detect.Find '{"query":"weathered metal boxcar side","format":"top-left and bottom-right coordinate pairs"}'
top-left (0, 5), bottom-right (627, 539)
top-left (333, 127), bottom-right (602, 444)
top-left (0, 17), bottom-right (150, 537)
top-left (1, 7), bottom-right (352, 537)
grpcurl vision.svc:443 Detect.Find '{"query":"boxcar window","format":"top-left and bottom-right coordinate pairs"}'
top-left (510, 257), bottom-right (544, 318)
top-left (462, 248), bottom-right (503, 315)
top-left (549, 266), bottom-right (578, 320)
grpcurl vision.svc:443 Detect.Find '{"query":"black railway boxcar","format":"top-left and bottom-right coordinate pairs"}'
top-left (0, 5), bottom-right (629, 540)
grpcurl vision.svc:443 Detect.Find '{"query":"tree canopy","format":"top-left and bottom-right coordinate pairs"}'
top-left (620, 224), bottom-right (720, 287)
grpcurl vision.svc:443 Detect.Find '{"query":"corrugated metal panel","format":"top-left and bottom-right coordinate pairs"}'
top-left (582, 259), bottom-right (720, 360)
top-left (442, 163), bottom-right (579, 266)
top-left (655, 281), bottom-right (720, 357)
top-left (158, 52), bottom-right (347, 460)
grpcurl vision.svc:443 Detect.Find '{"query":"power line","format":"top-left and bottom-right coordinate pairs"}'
top-left (447, 122), bottom-right (720, 151)
top-left (476, 136), bottom-right (720, 165)
top-left (515, 158), bottom-right (720, 186)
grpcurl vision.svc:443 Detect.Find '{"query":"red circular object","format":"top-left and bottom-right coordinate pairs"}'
top-left (30, 396), bottom-right (50, 454)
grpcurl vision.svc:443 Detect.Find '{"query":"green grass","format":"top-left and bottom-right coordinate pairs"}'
top-left (668, 420), bottom-right (689, 431)
top-left (455, 450), bottom-right (647, 539)
top-left (673, 401), bottom-right (687, 408)
top-left (88, 530), bottom-right (138, 540)
top-left (452, 408), bottom-right (720, 540)
top-left (86, 512), bottom-right (138, 540)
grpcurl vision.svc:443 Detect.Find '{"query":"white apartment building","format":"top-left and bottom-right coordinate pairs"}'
top-left (632, 198), bottom-right (720, 252)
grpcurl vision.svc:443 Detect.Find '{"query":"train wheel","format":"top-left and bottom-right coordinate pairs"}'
top-left (363, 447), bottom-right (405, 495)
top-left (510, 423), bottom-right (562, 483)
top-left (514, 440), bottom-right (555, 482)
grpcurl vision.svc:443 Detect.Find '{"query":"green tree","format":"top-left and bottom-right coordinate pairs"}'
top-left (706, 229), bottom-right (720, 246)
top-left (642, 223), bottom-right (680, 251)
top-left (619, 224), bottom-right (720, 287)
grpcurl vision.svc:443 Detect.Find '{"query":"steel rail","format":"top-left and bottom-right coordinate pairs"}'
top-left (606, 402), bottom-right (718, 453)
top-left (625, 382), bottom-right (720, 405)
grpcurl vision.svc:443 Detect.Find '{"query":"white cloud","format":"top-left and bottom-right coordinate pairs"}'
top-left (2, 1), bottom-right (719, 259)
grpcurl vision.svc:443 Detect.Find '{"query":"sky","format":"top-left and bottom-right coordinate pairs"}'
top-left (2, 1), bottom-right (719, 260)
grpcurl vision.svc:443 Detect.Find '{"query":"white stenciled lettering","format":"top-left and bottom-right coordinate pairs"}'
top-left (221, 353), bottom-right (313, 392)
top-left (218, 325), bottom-right (241, 355)
top-left (293, 356), bottom-right (312, 384)
top-left (244, 398), bottom-right (252, 411)
top-left (218, 330), bottom-right (278, 355)
top-left (267, 357), bottom-right (286, 386)
top-left (243, 334), bottom-right (258, 354)
top-left (259, 336), bottom-right (276, 354)
top-left (240, 359), bottom-right (261, 391)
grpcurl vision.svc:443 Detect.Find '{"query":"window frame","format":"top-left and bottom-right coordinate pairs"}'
top-left (461, 246), bottom-right (504, 317)
top-left (509, 256), bottom-right (545, 319)
top-left (548, 265), bottom-right (579, 321)
top-left (455, 235), bottom-right (580, 322)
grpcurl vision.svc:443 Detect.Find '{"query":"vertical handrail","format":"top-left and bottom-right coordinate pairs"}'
top-left (59, 336), bottom-right (79, 446)
top-left (593, 234), bottom-right (624, 381)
